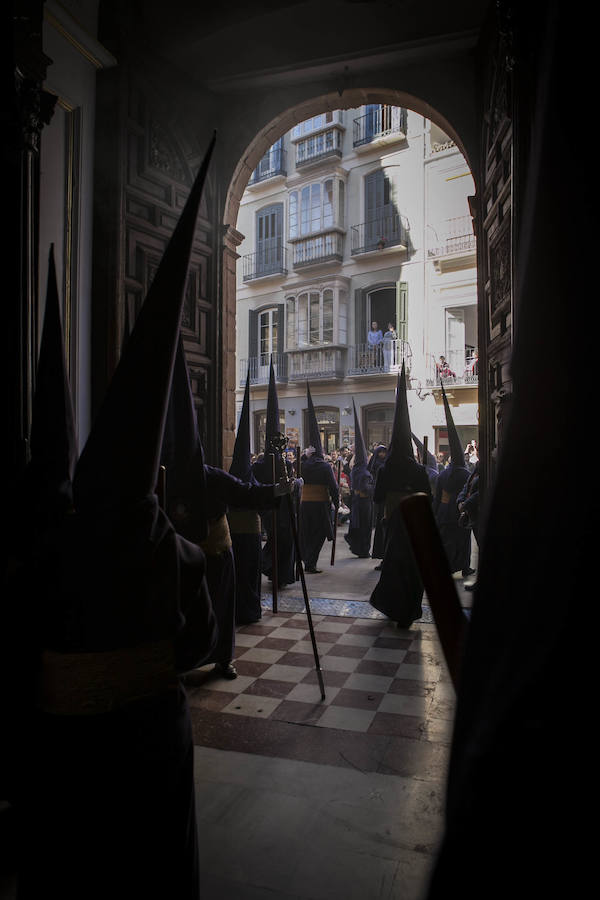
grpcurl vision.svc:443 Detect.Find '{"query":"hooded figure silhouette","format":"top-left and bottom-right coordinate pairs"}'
top-left (369, 363), bottom-right (431, 627)
top-left (432, 381), bottom-right (472, 576)
top-left (16, 135), bottom-right (217, 900)
top-left (299, 382), bottom-right (339, 572)
top-left (344, 399), bottom-right (374, 558)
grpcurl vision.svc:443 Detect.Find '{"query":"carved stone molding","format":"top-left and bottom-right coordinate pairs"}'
top-left (15, 73), bottom-right (57, 153)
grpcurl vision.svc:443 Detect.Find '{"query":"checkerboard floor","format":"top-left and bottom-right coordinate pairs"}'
top-left (186, 611), bottom-right (456, 773)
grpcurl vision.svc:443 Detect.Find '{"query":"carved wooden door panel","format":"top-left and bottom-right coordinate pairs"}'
top-left (478, 15), bottom-right (514, 490)
top-left (93, 67), bottom-right (219, 462)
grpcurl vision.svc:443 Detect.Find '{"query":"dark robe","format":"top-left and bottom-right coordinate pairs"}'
top-left (299, 455), bottom-right (339, 570)
top-left (433, 464), bottom-right (471, 574)
top-left (201, 466), bottom-right (276, 664)
top-left (14, 494), bottom-right (217, 900)
top-left (369, 446), bottom-right (387, 559)
top-left (345, 464), bottom-right (374, 558)
top-left (252, 457), bottom-right (297, 587)
top-left (228, 470), bottom-right (265, 625)
top-left (369, 459), bottom-right (431, 626)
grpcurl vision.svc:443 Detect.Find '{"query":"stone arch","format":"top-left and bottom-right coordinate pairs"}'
top-left (220, 88), bottom-right (478, 464)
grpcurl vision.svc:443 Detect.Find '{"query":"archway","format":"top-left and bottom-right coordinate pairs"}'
top-left (222, 89), bottom-right (479, 467)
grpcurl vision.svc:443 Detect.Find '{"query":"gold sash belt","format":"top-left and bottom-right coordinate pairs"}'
top-left (39, 640), bottom-right (177, 716)
top-left (227, 509), bottom-right (261, 535)
top-left (441, 490), bottom-right (452, 504)
top-left (301, 484), bottom-right (330, 502)
top-left (384, 490), bottom-right (411, 520)
top-left (200, 514), bottom-right (233, 555)
top-left (354, 490), bottom-right (370, 498)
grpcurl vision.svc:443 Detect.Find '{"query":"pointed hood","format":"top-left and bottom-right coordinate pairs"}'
top-left (230, 370), bottom-right (252, 482)
top-left (23, 244), bottom-right (78, 523)
top-left (305, 381), bottom-right (324, 458)
top-left (160, 335), bottom-right (208, 542)
top-left (440, 381), bottom-right (465, 469)
top-left (73, 132), bottom-right (216, 511)
top-left (412, 433), bottom-right (437, 471)
top-left (265, 356), bottom-right (281, 450)
top-left (388, 362), bottom-right (414, 463)
top-left (352, 400), bottom-right (368, 469)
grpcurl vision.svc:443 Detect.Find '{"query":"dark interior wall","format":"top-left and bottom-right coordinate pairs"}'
top-left (91, 49), bottom-right (222, 461)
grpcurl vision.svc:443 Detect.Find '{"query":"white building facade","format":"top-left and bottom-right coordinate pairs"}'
top-left (235, 106), bottom-right (478, 460)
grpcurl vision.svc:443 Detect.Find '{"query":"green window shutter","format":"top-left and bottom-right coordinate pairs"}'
top-left (354, 288), bottom-right (366, 345)
top-left (248, 308), bottom-right (258, 360)
top-left (396, 281), bottom-right (408, 342)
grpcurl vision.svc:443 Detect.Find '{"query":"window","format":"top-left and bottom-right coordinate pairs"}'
top-left (256, 203), bottom-right (284, 274)
top-left (292, 111), bottom-right (335, 139)
top-left (287, 288), bottom-right (340, 348)
top-left (289, 178), bottom-right (344, 239)
top-left (303, 406), bottom-right (339, 454)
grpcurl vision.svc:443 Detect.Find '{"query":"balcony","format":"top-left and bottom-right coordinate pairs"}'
top-left (295, 127), bottom-right (344, 169)
top-left (350, 214), bottom-right (408, 255)
top-left (425, 353), bottom-right (479, 388)
top-left (239, 353), bottom-right (288, 386)
top-left (353, 107), bottom-right (407, 149)
top-left (242, 245), bottom-right (288, 282)
top-left (428, 216), bottom-right (476, 271)
top-left (247, 147), bottom-right (287, 187)
top-left (347, 339), bottom-right (412, 376)
top-left (291, 232), bottom-right (344, 269)
top-left (287, 347), bottom-right (346, 382)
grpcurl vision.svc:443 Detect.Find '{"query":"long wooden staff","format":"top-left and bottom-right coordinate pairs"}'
top-left (423, 435), bottom-right (428, 466)
top-left (330, 457), bottom-right (341, 566)
top-left (400, 493), bottom-right (468, 689)
top-left (270, 452), bottom-right (278, 614)
top-left (284, 489), bottom-right (326, 700)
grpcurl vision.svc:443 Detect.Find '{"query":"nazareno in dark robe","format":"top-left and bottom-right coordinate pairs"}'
top-left (432, 463), bottom-right (471, 574)
top-left (345, 464), bottom-right (374, 558)
top-left (369, 445), bottom-right (387, 559)
top-left (299, 455), bottom-right (339, 570)
top-left (14, 494), bottom-right (217, 900)
top-left (369, 458), bottom-right (431, 626)
top-left (199, 466), bottom-right (277, 663)
top-left (252, 457), bottom-right (297, 587)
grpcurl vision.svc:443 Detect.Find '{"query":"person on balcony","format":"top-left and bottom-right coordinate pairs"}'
top-left (367, 321), bottom-right (383, 366)
top-left (436, 355), bottom-right (456, 380)
top-left (383, 322), bottom-right (397, 370)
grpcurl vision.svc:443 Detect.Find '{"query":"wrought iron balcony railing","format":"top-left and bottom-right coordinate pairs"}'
top-left (242, 244), bottom-right (288, 282)
top-left (239, 353), bottom-right (288, 386)
top-left (248, 147), bottom-right (287, 185)
top-left (347, 339), bottom-right (412, 376)
top-left (425, 353), bottom-right (479, 387)
top-left (428, 216), bottom-right (476, 258)
top-left (291, 232), bottom-right (344, 268)
top-left (350, 214), bottom-right (407, 255)
top-left (287, 347), bottom-right (346, 381)
top-left (353, 107), bottom-right (407, 148)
